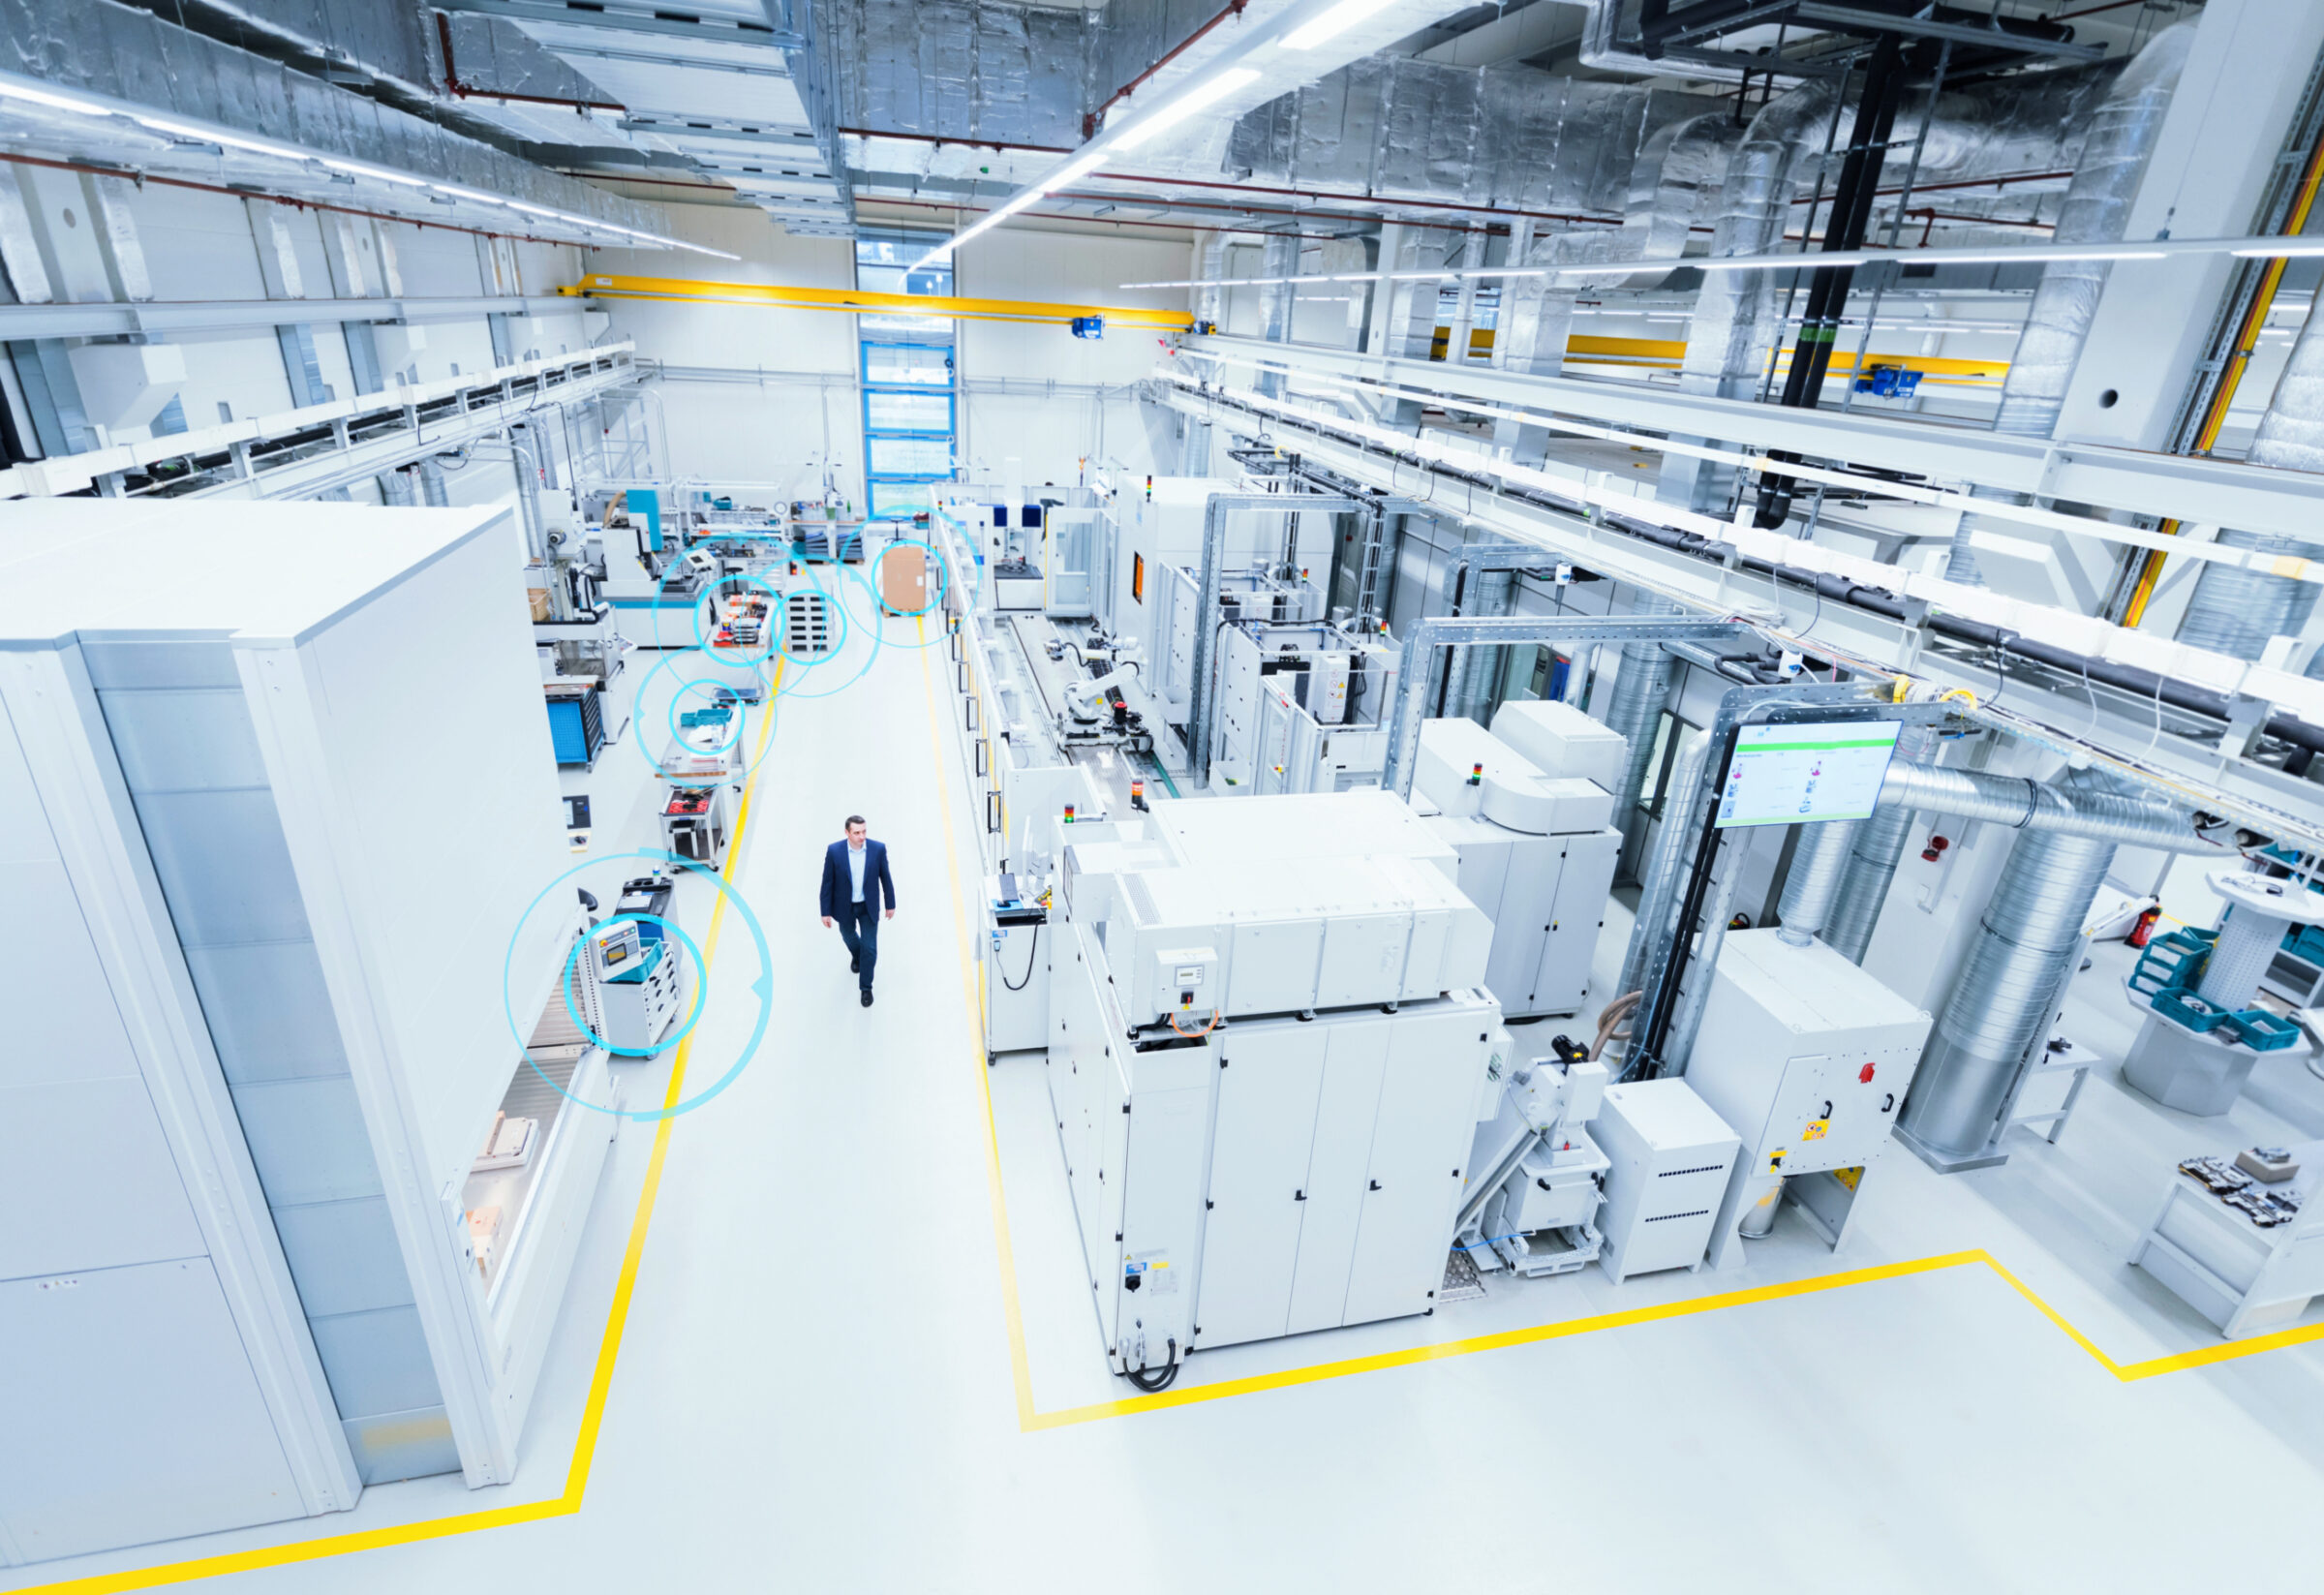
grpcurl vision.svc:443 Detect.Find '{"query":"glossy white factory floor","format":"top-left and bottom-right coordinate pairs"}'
top-left (16, 596), bottom-right (2324, 1594)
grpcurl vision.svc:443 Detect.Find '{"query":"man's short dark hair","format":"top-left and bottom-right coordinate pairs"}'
top-left (845, 814), bottom-right (866, 829)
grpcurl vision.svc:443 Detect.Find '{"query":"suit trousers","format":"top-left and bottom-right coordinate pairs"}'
top-left (836, 898), bottom-right (879, 992)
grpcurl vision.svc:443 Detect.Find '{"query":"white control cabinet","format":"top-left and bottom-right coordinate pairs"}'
top-left (1051, 919), bottom-right (1500, 1372)
top-left (1684, 930), bottom-right (1932, 1268)
top-left (1593, 1080), bottom-right (1742, 1284)
top-left (1412, 716), bottom-right (1622, 1019)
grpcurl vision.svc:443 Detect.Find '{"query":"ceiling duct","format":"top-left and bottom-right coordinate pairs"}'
top-left (1945, 24), bottom-right (2196, 584)
top-left (0, 0), bottom-right (671, 238)
top-left (1226, 60), bottom-right (1685, 216)
top-left (2174, 295), bottom-right (2324, 667)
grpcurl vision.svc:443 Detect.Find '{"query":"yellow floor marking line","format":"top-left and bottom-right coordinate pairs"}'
top-left (908, 628), bottom-right (2324, 1430)
top-left (21, 674), bottom-right (786, 1595)
top-left (915, 616), bottom-right (1041, 1430)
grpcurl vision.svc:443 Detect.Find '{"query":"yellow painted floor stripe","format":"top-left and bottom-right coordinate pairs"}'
top-left (31, 637), bottom-right (2324, 1592)
top-left (909, 624), bottom-right (2324, 1428)
top-left (15, 673), bottom-right (785, 1595)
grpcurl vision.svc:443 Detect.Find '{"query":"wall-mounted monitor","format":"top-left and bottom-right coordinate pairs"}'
top-left (1714, 721), bottom-right (1901, 829)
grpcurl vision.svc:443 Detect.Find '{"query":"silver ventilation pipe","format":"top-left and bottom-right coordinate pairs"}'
top-left (1898, 820), bottom-right (2120, 1160)
top-left (1602, 598), bottom-right (1682, 881)
top-left (1824, 722), bottom-right (1941, 963)
top-left (1618, 113), bottom-right (1746, 263)
top-left (1776, 817), bottom-right (1861, 946)
top-left (1616, 728), bottom-right (1714, 1007)
top-left (1892, 761), bottom-right (2220, 1165)
top-left (1675, 80), bottom-right (1844, 405)
top-left (2174, 294), bottom-right (2324, 662)
top-left (1254, 233), bottom-right (1300, 399)
top-left (1945, 23), bottom-right (2196, 584)
top-left (1878, 759), bottom-right (2218, 850)
top-left (1661, 80), bottom-right (1839, 512)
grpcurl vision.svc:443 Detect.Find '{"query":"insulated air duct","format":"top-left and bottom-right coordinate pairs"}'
top-left (1898, 821), bottom-right (2120, 1160)
top-left (1945, 23), bottom-right (2196, 583)
top-left (1603, 598), bottom-right (1681, 881)
top-left (1823, 721), bottom-right (1941, 963)
top-left (1776, 816), bottom-right (1861, 946)
top-left (1891, 762), bottom-right (2221, 1165)
top-left (2174, 296), bottom-right (2324, 663)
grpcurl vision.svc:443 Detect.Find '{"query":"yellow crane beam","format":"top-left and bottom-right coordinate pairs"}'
top-left (561, 273), bottom-right (1196, 330)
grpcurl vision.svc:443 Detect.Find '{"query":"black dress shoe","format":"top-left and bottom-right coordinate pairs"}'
top-left (861, 989), bottom-right (873, 1008)
top-left (851, 953), bottom-right (860, 973)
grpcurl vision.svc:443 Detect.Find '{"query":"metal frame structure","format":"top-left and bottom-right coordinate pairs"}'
top-left (1183, 332), bottom-right (2324, 544)
top-left (1150, 375), bottom-right (2324, 849)
top-left (1184, 490), bottom-right (1369, 786)
top-left (1379, 613), bottom-right (1750, 797)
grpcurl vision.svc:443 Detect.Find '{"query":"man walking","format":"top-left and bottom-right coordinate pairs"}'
top-left (820, 814), bottom-right (895, 1007)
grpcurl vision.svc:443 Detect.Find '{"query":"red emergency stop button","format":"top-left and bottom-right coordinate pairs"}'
top-left (1859, 1062), bottom-right (1876, 1085)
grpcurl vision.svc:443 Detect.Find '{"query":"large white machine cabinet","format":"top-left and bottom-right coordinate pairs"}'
top-left (1683, 930), bottom-right (1932, 1268)
top-left (1593, 1080), bottom-right (1742, 1283)
top-left (1043, 794), bottom-right (1503, 1384)
top-left (1412, 714), bottom-right (1622, 1019)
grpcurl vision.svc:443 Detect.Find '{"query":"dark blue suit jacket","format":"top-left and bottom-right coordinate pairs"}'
top-left (821, 838), bottom-right (896, 918)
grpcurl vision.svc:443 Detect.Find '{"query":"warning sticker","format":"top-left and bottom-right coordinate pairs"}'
top-left (1832, 1166), bottom-right (1863, 1191)
top-left (1802, 1119), bottom-right (1830, 1142)
top-left (1127, 1249), bottom-right (1177, 1296)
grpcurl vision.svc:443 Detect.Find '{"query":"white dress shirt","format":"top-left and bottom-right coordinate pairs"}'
top-left (848, 840), bottom-right (867, 903)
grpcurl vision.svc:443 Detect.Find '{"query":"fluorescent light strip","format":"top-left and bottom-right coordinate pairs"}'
top-left (1113, 69), bottom-right (1261, 151)
top-left (0, 76), bottom-right (732, 258)
top-left (0, 80), bottom-right (116, 118)
top-left (1278, 0), bottom-right (1403, 49)
top-left (912, 151), bottom-right (1111, 269)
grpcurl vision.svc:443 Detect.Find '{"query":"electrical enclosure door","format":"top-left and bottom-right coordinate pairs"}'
top-left (1341, 1010), bottom-right (1489, 1327)
top-left (1194, 1029), bottom-right (1330, 1349)
top-left (1527, 830), bottom-right (1618, 1015)
top-left (1109, 1084), bottom-right (1208, 1365)
top-left (1284, 1023), bottom-right (1391, 1334)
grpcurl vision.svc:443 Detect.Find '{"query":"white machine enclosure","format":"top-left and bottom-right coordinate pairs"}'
top-left (1107, 477), bottom-right (1333, 675)
top-left (0, 503), bottom-right (610, 1564)
top-left (1412, 717), bottom-right (1623, 1019)
top-left (1209, 621), bottom-right (1400, 795)
top-left (1044, 792), bottom-right (1506, 1377)
top-left (1490, 699), bottom-right (1629, 791)
top-left (1112, 856), bottom-right (1490, 1026)
top-left (1683, 931), bottom-right (1932, 1268)
top-left (1051, 919), bottom-right (1502, 1370)
top-left (1144, 789), bottom-right (1456, 880)
top-left (1593, 1080), bottom-right (1743, 1284)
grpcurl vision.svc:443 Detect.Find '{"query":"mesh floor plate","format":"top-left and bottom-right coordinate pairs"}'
top-left (1439, 1247), bottom-right (1487, 1304)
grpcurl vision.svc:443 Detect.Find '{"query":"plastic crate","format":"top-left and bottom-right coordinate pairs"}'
top-left (2230, 1008), bottom-right (2302, 1053)
top-left (2153, 987), bottom-right (2233, 1034)
top-left (2129, 928), bottom-right (2214, 1000)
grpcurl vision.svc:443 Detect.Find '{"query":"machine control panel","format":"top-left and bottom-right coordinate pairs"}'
top-left (1155, 946), bottom-right (1217, 1013)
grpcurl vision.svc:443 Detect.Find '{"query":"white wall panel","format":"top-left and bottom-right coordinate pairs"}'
top-left (129, 185), bottom-right (269, 302)
top-left (169, 329), bottom-right (299, 427)
top-left (0, 1259), bottom-right (303, 1562)
top-left (385, 223), bottom-right (487, 298)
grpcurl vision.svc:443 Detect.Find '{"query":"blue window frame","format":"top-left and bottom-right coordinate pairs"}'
top-left (856, 233), bottom-right (958, 523)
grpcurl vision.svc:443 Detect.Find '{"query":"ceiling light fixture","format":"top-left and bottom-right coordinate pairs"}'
top-left (1113, 69), bottom-right (1261, 151)
top-left (1278, 0), bottom-right (1405, 49)
top-left (0, 80), bottom-right (116, 118)
top-left (913, 150), bottom-right (1111, 268)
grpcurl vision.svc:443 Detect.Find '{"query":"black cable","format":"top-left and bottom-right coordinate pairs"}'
top-left (1124, 1337), bottom-right (1180, 1392)
top-left (999, 920), bottom-right (1041, 993)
